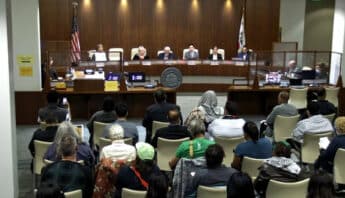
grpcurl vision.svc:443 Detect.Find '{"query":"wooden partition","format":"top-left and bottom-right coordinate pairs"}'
top-left (39, 0), bottom-right (280, 60)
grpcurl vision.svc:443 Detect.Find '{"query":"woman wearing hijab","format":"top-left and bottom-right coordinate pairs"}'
top-left (197, 90), bottom-right (224, 125)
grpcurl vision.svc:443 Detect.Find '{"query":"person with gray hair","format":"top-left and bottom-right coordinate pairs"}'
top-left (44, 121), bottom-right (95, 167)
top-left (100, 124), bottom-right (136, 163)
top-left (133, 45), bottom-right (149, 60)
top-left (41, 135), bottom-right (93, 197)
top-left (169, 119), bottom-right (215, 169)
top-left (157, 46), bottom-right (176, 60)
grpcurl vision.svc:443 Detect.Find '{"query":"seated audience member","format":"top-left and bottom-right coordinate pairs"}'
top-left (192, 144), bottom-right (237, 195)
top-left (184, 44), bottom-right (199, 60)
top-left (114, 142), bottom-right (163, 198)
top-left (41, 135), bottom-right (93, 197)
top-left (208, 46), bottom-right (223, 61)
top-left (227, 172), bottom-right (255, 198)
top-left (142, 89), bottom-right (181, 143)
top-left (86, 96), bottom-right (117, 146)
top-left (36, 182), bottom-right (65, 198)
top-left (100, 124), bottom-right (136, 162)
top-left (231, 121), bottom-right (272, 170)
top-left (29, 113), bottom-right (59, 158)
top-left (132, 45), bottom-right (150, 60)
top-left (38, 91), bottom-right (69, 123)
top-left (184, 108), bottom-right (206, 127)
top-left (103, 103), bottom-right (138, 145)
top-left (44, 121), bottom-right (95, 167)
top-left (307, 170), bottom-right (335, 198)
top-left (169, 119), bottom-right (215, 169)
top-left (197, 90), bottom-right (224, 125)
top-left (92, 43), bottom-right (107, 61)
top-left (157, 46), bottom-right (176, 60)
top-left (315, 117), bottom-right (345, 173)
top-left (254, 141), bottom-right (306, 197)
top-left (208, 100), bottom-right (245, 140)
top-left (151, 107), bottom-right (192, 148)
top-left (292, 101), bottom-right (333, 144)
top-left (262, 91), bottom-right (298, 137)
top-left (146, 175), bottom-right (169, 198)
top-left (237, 46), bottom-right (251, 61)
top-left (317, 87), bottom-right (337, 115)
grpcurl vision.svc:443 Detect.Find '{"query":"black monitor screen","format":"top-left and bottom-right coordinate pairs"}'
top-left (106, 73), bottom-right (121, 81)
top-left (289, 78), bottom-right (302, 86)
top-left (128, 72), bottom-right (145, 82)
top-left (302, 70), bottom-right (316, 80)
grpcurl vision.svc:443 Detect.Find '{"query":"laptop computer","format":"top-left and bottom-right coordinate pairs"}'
top-left (265, 72), bottom-right (281, 85)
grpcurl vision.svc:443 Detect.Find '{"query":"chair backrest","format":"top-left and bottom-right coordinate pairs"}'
top-left (108, 48), bottom-right (123, 61)
top-left (241, 156), bottom-right (265, 179)
top-left (157, 50), bottom-right (174, 56)
top-left (64, 189), bottom-right (83, 198)
top-left (214, 136), bottom-right (244, 166)
top-left (121, 188), bottom-right (146, 198)
top-left (131, 48), bottom-right (147, 60)
top-left (34, 140), bottom-right (53, 175)
top-left (93, 121), bottom-right (112, 147)
top-left (323, 113), bottom-right (336, 124)
top-left (157, 137), bottom-right (190, 171)
top-left (183, 48), bottom-right (199, 60)
top-left (266, 178), bottom-right (310, 198)
top-left (273, 114), bottom-right (300, 142)
top-left (197, 185), bottom-right (227, 198)
top-left (325, 87), bottom-right (339, 107)
top-left (209, 48), bottom-right (225, 60)
top-left (151, 121), bottom-right (169, 139)
top-left (301, 132), bottom-right (333, 164)
top-left (288, 88), bottom-right (308, 109)
top-left (88, 49), bottom-right (96, 60)
top-left (334, 148), bottom-right (345, 184)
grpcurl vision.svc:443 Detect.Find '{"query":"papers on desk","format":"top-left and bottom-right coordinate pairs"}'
top-left (104, 81), bottom-right (119, 92)
top-left (319, 137), bottom-right (330, 150)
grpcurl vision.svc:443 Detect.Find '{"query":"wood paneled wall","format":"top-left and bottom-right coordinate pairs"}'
top-left (39, 0), bottom-right (280, 60)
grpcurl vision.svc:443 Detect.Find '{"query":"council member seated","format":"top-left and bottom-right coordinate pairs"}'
top-left (92, 43), bottom-right (107, 61)
top-left (237, 46), bottom-right (251, 61)
top-left (132, 46), bottom-right (150, 60)
top-left (184, 44), bottom-right (199, 60)
top-left (286, 60), bottom-right (302, 78)
top-left (157, 46), bottom-right (176, 60)
top-left (208, 46), bottom-right (223, 61)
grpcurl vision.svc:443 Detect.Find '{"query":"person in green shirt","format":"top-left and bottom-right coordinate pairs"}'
top-left (169, 119), bottom-right (214, 169)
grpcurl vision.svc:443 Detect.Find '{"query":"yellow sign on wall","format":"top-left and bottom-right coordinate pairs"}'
top-left (17, 55), bottom-right (33, 77)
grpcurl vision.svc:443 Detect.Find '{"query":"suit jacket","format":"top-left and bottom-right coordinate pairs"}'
top-left (238, 52), bottom-right (251, 61)
top-left (157, 52), bottom-right (176, 60)
top-left (151, 125), bottom-right (192, 147)
top-left (208, 53), bottom-right (223, 61)
top-left (184, 50), bottom-right (199, 60)
top-left (132, 54), bottom-right (150, 60)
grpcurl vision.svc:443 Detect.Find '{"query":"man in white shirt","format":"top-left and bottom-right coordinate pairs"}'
top-left (293, 101), bottom-right (333, 143)
top-left (100, 124), bottom-right (136, 163)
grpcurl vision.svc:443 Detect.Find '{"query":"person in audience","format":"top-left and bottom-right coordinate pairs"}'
top-left (227, 172), bottom-right (255, 198)
top-left (142, 89), bottom-right (181, 143)
top-left (169, 119), bottom-right (215, 169)
top-left (44, 121), bottom-right (95, 167)
top-left (36, 182), bottom-right (65, 198)
top-left (184, 108), bottom-right (206, 127)
top-left (208, 46), bottom-right (223, 61)
top-left (261, 91), bottom-right (298, 137)
top-left (317, 87), bottom-right (337, 116)
top-left (41, 135), bottom-right (93, 197)
top-left (192, 144), bottom-right (237, 195)
top-left (231, 121), bottom-right (272, 170)
top-left (197, 90), bottom-right (224, 125)
top-left (114, 142), bottom-right (163, 198)
top-left (151, 107), bottom-right (192, 148)
top-left (86, 96), bottom-right (117, 146)
top-left (103, 102), bottom-right (138, 145)
top-left (184, 44), bottom-right (199, 60)
top-left (38, 91), bottom-right (69, 123)
top-left (146, 174), bottom-right (169, 198)
top-left (237, 46), bottom-right (251, 61)
top-left (157, 46), bottom-right (176, 60)
top-left (132, 45), bottom-right (150, 60)
top-left (292, 101), bottom-right (333, 144)
top-left (315, 117), bottom-right (345, 173)
top-left (100, 124), bottom-right (136, 162)
top-left (254, 141), bottom-right (306, 197)
top-left (207, 100), bottom-right (245, 140)
top-left (306, 170), bottom-right (335, 198)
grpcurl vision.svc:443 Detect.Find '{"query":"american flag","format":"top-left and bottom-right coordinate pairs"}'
top-left (71, 13), bottom-right (80, 63)
top-left (238, 10), bottom-right (246, 50)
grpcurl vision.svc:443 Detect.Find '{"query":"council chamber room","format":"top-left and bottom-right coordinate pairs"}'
top-left (2, 0), bottom-right (345, 197)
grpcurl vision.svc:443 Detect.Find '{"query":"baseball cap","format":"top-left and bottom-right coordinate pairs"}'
top-left (135, 142), bottom-right (155, 160)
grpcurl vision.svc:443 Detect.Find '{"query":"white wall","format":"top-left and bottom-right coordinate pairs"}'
top-left (11, 0), bottom-right (41, 91)
top-left (0, 0), bottom-right (18, 197)
top-left (279, 0), bottom-right (306, 50)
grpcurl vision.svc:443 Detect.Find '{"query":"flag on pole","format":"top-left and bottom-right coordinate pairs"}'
top-left (71, 9), bottom-right (80, 63)
top-left (238, 10), bottom-right (246, 51)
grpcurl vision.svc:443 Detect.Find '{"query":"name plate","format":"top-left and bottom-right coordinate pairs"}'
top-left (210, 61), bottom-right (220, 66)
top-left (142, 61), bottom-right (152, 66)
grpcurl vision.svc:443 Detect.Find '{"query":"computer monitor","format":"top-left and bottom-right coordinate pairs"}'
top-left (106, 73), bottom-right (121, 81)
top-left (128, 72), bottom-right (146, 83)
top-left (302, 70), bottom-right (316, 80)
top-left (265, 72), bottom-right (281, 84)
top-left (289, 78), bottom-right (302, 86)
